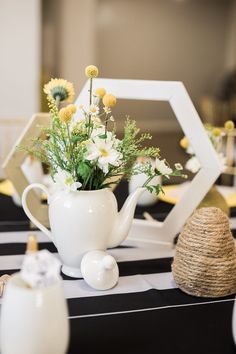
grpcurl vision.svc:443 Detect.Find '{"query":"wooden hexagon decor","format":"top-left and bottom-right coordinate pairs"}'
top-left (2, 113), bottom-right (50, 228)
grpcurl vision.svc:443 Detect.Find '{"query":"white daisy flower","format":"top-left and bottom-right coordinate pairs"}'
top-left (89, 105), bottom-right (99, 116)
top-left (175, 163), bottom-right (183, 170)
top-left (103, 106), bottom-right (111, 114)
top-left (155, 158), bottom-right (173, 177)
top-left (85, 137), bottom-right (122, 174)
top-left (54, 170), bottom-right (82, 192)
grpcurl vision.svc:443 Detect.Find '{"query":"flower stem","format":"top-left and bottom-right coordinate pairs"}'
top-left (88, 78), bottom-right (93, 137)
top-left (105, 113), bottom-right (108, 139)
top-left (55, 95), bottom-right (60, 109)
top-left (82, 161), bottom-right (97, 190)
top-left (142, 174), bottom-right (155, 188)
top-left (66, 124), bottom-right (75, 176)
top-left (89, 78), bottom-right (93, 106)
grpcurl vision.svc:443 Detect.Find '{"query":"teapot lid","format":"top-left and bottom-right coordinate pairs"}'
top-left (81, 250), bottom-right (119, 290)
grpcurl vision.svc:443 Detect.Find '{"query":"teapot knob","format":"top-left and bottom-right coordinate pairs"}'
top-left (81, 250), bottom-right (119, 290)
top-left (101, 255), bottom-right (116, 270)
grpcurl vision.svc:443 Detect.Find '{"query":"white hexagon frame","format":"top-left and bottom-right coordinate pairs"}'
top-left (75, 79), bottom-right (222, 244)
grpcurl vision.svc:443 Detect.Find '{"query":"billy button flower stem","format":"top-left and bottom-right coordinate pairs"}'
top-left (85, 65), bottom-right (99, 137)
top-left (105, 113), bottom-right (108, 138)
top-left (89, 78), bottom-right (93, 106)
top-left (88, 78), bottom-right (93, 136)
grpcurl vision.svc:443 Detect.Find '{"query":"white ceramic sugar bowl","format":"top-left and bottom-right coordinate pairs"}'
top-left (81, 250), bottom-right (119, 290)
top-left (0, 273), bottom-right (69, 354)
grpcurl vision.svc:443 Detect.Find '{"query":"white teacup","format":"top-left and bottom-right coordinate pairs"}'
top-left (129, 173), bottom-right (161, 207)
top-left (0, 273), bottom-right (69, 354)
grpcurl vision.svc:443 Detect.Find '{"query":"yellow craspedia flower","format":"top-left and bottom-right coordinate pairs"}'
top-left (67, 104), bottom-right (77, 114)
top-left (85, 65), bottom-right (99, 78)
top-left (224, 120), bottom-right (235, 131)
top-left (180, 137), bottom-right (189, 149)
top-left (212, 127), bottom-right (221, 137)
top-left (44, 78), bottom-right (75, 103)
top-left (102, 94), bottom-right (117, 107)
top-left (59, 106), bottom-right (74, 123)
top-left (95, 87), bottom-right (106, 98)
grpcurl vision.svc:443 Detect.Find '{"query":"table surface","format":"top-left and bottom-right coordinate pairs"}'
top-left (0, 181), bottom-right (236, 354)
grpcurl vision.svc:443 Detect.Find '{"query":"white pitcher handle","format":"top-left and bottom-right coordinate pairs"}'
top-left (22, 183), bottom-right (52, 241)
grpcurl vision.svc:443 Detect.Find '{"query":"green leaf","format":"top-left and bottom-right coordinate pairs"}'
top-left (77, 162), bottom-right (91, 180)
top-left (98, 133), bottom-right (107, 139)
top-left (146, 183), bottom-right (164, 196)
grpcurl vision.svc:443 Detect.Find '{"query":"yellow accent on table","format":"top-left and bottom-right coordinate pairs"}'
top-left (0, 180), bottom-right (47, 200)
top-left (159, 183), bottom-right (236, 208)
top-left (0, 180), bottom-right (14, 196)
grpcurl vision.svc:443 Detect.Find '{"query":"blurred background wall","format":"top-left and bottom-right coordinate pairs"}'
top-left (0, 0), bottom-right (236, 174)
top-left (0, 0), bottom-right (41, 176)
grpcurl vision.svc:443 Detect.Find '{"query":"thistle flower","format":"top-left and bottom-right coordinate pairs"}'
top-left (95, 88), bottom-right (106, 98)
top-left (44, 78), bottom-right (75, 103)
top-left (224, 120), bottom-right (235, 131)
top-left (103, 94), bottom-right (117, 107)
top-left (85, 65), bottom-right (99, 78)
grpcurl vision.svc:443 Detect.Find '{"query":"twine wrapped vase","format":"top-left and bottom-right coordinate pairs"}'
top-left (172, 207), bottom-right (236, 297)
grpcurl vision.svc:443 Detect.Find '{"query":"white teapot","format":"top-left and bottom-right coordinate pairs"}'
top-left (22, 184), bottom-right (145, 278)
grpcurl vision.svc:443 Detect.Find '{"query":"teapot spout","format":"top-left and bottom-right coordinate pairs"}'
top-left (108, 187), bottom-right (145, 248)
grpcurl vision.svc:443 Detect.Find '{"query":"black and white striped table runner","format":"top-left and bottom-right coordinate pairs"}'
top-left (0, 227), bottom-right (235, 354)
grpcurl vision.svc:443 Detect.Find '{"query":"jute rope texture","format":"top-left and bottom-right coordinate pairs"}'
top-left (172, 207), bottom-right (236, 297)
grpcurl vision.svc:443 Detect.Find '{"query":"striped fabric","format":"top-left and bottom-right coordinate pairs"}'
top-left (0, 229), bottom-right (235, 354)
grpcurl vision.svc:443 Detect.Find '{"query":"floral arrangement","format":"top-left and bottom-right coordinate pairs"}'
top-left (180, 120), bottom-right (235, 173)
top-left (24, 65), bottom-right (186, 194)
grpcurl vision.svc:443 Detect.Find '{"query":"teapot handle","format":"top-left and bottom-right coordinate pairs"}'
top-left (22, 183), bottom-right (53, 241)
